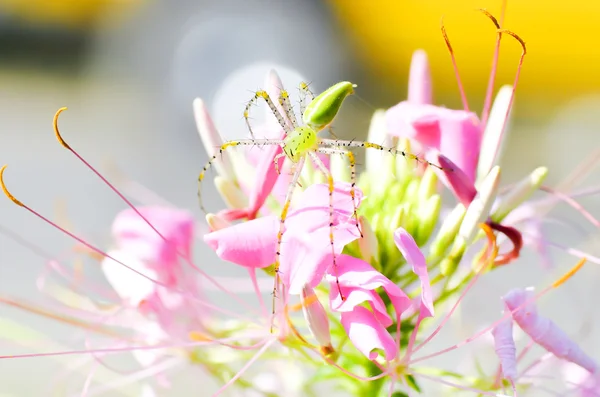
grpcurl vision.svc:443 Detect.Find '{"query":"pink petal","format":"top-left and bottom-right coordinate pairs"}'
top-left (341, 306), bottom-right (397, 361)
top-left (492, 316), bottom-right (518, 381)
top-left (193, 97), bottom-right (234, 180)
top-left (438, 110), bottom-right (482, 184)
top-left (408, 49), bottom-right (433, 105)
top-left (204, 216), bottom-right (278, 268)
top-left (330, 286), bottom-right (392, 328)
top-left (293, 182), bottom-right (363, 215)
top-left (386, 103), bottom-right (482, 183)
top-left (301, 285), bottom-right (332, 348)
top-left (328, 254), bottom-right (411, 316)
top-left (503, 289), bottom-right (597, 374)
top-left (385, 102), bottom-right (441, 148)
top-left (437, 154), bottom-right (477, 207)
top-left (247, 143), bottom-right (285, 219)
top-left (283, 223), bottom-right (360, 295)
top-left (393, 228), bottom-right (434, 318)
top-left (206, 183), bottom-right (362, 276)
top-left (265, 69), bottom-right (292, 131)
top-left (112, 207), bottom-right (194, 285)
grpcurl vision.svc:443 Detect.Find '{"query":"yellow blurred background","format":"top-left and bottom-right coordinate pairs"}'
top-left (329, 0), bottom-right (600, 111)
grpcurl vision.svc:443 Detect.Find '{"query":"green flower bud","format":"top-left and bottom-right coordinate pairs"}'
top-left (395, 138), bottom-right (415, 182)
top-left (491, 166), bottom-right (548, 223)
top-left (214, 176), bottom-right (247, 209)
top-left (415, 194), bottom-right (441, 246)
top-left (418, 165), bottom-right (439, 201)
top-left (357, 216), bottom-right (381, 270)
top-left (441, 237), bottom-right (466, 277)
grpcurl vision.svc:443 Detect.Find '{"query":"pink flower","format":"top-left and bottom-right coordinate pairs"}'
top-left (385, 44), bottom-right (521, 187)
top-left (102, 206), bottom-right (204, 339)
top-left (204, 182), bottom-right (362, 290)
top-left (387, 102), bottom-right (482, 182)
top-left (385, 49), bottom-right (482, 183)
top-left (328, 254), bottom-right (411, 361)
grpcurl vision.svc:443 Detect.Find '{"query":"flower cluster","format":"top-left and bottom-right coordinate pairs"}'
top-left (1, 9), bottom-right (599, 397)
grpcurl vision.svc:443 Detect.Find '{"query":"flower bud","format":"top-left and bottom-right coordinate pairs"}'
top-left (437, 154), bottom-right (477, 207)
top-left (417, 165), bottom-right (438, 201)
top-left (301, 285), bottom-right (333, 353)
top-left (477, 85), bottom-right (513, 181)
top-left (193, 98), bottom-right (235, 181)
top-left (408, 49), bottom-right (433, 105)
top-left (491, 167), bottom-right (548, 223)
top-left (206, 213), bottom-right (231, 232)
top-left (214, 176), bottom-right (248, 209)
top-left (429, 204), bottom-right (466, 261)
top-left (441, 237), bottom-right (466, 277)
top-left (415, 194), bottom-right (441, 246)
top-left (357, 216), bottom-right (379, 265)
top-left (366, 110), bottom-right (393, 176)
top-left (459, 166), bottom-right (501, 244)
top-left (395, 138), bottom-right (416, 182)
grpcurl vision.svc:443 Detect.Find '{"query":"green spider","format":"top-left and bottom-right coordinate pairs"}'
top-left (198, 81), bottom-right (442, 316)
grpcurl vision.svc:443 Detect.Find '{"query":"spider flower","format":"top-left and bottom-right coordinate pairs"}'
top-left (3, 8), bottom-right (600, 396)
top-left (204, 182), bottom-right (362, 288)
top-left (102, 206), bottom-right (206, 339)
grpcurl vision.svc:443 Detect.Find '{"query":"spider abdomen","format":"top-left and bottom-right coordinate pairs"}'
top-left (302, 81), bottom-right (356, 131)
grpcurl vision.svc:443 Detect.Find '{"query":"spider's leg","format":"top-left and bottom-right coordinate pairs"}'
top-left (316, 147), bottom-right (362, 238)
top-left (319, 138), bottom-right (449, 171)
top-left (198, 138), bottom-right (284, 214)
top-left (308, 151), bottom-right (345, 301)
top-left (273, 155), bottom-right (306, 331)
top-left (278, 90), bottom-right (299, 128)
top-left (273, 152), bottom-right (287, 175)
top-left (245, 90), bottom-right (291, 139)
top-left (298, 81), bottom-right (315, 116)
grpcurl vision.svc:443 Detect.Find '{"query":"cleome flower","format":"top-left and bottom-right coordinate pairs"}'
top-left (0, 3), bottom-right (598, 397)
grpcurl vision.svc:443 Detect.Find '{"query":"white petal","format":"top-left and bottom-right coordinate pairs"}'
top-left (477, 85), bottom-right (513, 183)
top-left (193, 97), bottom-right (235, 180)
top-left (460, 166), bottom-right (501, 243)
top-left (102, 250), bottom-right (156, 306)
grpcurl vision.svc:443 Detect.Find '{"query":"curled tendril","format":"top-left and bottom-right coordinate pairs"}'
top-left (478, 8), bottom-right (501, 29)
top-left (498, 29), bottom-right (527, 54)
top-left (53, 107), bottom-right (71, 150)
top-left (0, 165), bottom-right (23, 207)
